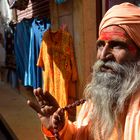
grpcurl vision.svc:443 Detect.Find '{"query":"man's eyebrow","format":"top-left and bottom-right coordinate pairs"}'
top-left (97, 40), bottom-right (127, 45)
top-left (109, 40), bottom-right (128, 46)
top-left (96, 40), bottom-right (105, 49)
top-left (96, 40), bottom-right (129, 50)
top-left (96, 40), bottom-right (104, 44)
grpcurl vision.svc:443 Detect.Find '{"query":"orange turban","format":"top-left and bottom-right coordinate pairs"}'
top-left (99, 2), bottom-right (140, 47)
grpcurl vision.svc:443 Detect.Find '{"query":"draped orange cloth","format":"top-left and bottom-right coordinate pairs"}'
top-left (42, 89), bottom-right (140, 140)
top-left (37, 29), bottom-right (78, 120)
top-left (37, 29), bottom-right (78, 107)
top-left (99, 2), bottom-right (140, 48)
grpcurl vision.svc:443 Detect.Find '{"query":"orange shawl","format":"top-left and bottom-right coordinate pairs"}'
top-left (42, 90), bottom-right (140, 140)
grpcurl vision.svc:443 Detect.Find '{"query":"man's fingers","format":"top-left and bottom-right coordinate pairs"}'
top-left (34, 88), bottom-right (51, 105)
top-left (27, 100), bottom-right (44, 116)
top-left (34, 88), bottom-right (49, 107)
top-left (42, 92), bottom-right (59, 108)
top-left (52, 108), bottom-right (65, 131)
top-left (33, 88), bottom-right (59, 108)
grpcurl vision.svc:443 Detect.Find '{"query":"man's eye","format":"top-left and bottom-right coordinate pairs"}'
top-left (96, 44), bottom-right (104, 49)
top-left (111, 45), bottom-right (122, 49)
top-left (96, 41), bottom-right (105, 49)
top-left (110, 42), bottom-right (127, 49)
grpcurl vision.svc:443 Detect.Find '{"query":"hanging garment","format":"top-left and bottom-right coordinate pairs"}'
top-left (14, 17), bottom-right (50, 88)
top-left (0, 18), bottom-right (5, 41)
top-left (0, 44), bottom-right (6, 83)
top-left (37, 28), bottom-right (78, 109)
top-left (27, 17), bottom-right (51, 88)
top-left (7, 0), bottom-right (29, 10)
top-left (4, 23), bottom-right (16, 69)
top-left (0, 0), bottom-right (13, 22)
top-left (7, 69), bottom-right (19, 88)
top-left (0, 44), bottom-right (6, 66)
top-left (14, 18), bottom-right (33, 85)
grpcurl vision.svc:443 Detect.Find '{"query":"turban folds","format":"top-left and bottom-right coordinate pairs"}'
top-left (99, 2), bottom-right (140, 47)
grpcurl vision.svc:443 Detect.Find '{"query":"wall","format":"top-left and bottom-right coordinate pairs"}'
top-left (50, 0), bottom-right (97, 99)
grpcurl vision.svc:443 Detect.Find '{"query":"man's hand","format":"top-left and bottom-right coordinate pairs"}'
top-left (27, 88), bottom-right (65, 132)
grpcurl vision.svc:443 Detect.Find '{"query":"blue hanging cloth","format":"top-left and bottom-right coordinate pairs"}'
top-left (55, 0), bottom-right (67, 4)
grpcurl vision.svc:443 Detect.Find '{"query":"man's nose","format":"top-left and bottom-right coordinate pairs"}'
top-left (100, 44), bottom-right (113, 61)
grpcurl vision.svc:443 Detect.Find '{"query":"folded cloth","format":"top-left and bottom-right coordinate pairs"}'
top-left (99, 2), bottom-right (140, 47)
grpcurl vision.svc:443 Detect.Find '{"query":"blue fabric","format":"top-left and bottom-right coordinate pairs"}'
top-left (55, 0), bottom-right (67, 4)
top-left (14, 18), bottom-right (50, 88)
top-left (26, 18), bottom-right (51, 88)
top-left (14, 18), bottom-right (33, 85)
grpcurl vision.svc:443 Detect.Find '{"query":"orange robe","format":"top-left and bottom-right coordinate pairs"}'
top-left (42, 90), bottom-right (140, 140)
top-left (37, 29), bottom-right (78, 109)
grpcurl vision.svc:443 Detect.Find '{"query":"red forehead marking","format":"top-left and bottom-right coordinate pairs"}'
top-left (99, 31), bottom-right (137, 55)
top-left (99, 31), bottom-right (126, 41)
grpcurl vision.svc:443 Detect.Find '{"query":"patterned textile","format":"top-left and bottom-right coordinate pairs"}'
top-left (37, 28), bottom-right (78, 109)
top-left (7, 0), bottom-right (29, 10)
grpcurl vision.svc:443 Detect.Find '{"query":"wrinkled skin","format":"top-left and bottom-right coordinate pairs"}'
top-left (27, 88), bottom-right (65, 132)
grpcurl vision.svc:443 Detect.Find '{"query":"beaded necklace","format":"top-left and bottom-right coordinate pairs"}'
top-left (53, 99), bottom-right (86, 140)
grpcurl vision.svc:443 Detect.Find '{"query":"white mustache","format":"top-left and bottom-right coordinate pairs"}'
top-left (94, 60), bottom-right (125, 75)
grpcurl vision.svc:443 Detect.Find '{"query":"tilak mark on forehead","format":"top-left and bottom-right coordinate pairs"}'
top-left (99, 26), bottom-right (137, 55)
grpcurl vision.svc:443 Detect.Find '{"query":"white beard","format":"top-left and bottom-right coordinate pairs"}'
top-left (84, 60), bottom-right (140, 139)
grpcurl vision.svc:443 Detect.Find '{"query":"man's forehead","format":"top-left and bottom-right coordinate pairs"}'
top-left (98, 26), bottom-right (138, 55)
top-left (98, 26), bottom-right (128, 42)
top-left (101, 26), bottom-right (126, 32)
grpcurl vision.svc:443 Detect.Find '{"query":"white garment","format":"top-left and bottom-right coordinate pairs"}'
top-left (0, 0), bottom-right (13, 22)
top-left (0, 44), bottom-right (6, 66)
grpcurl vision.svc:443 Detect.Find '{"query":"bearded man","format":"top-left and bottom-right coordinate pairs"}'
top-left (27, 2), bottom-right (140, 140)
